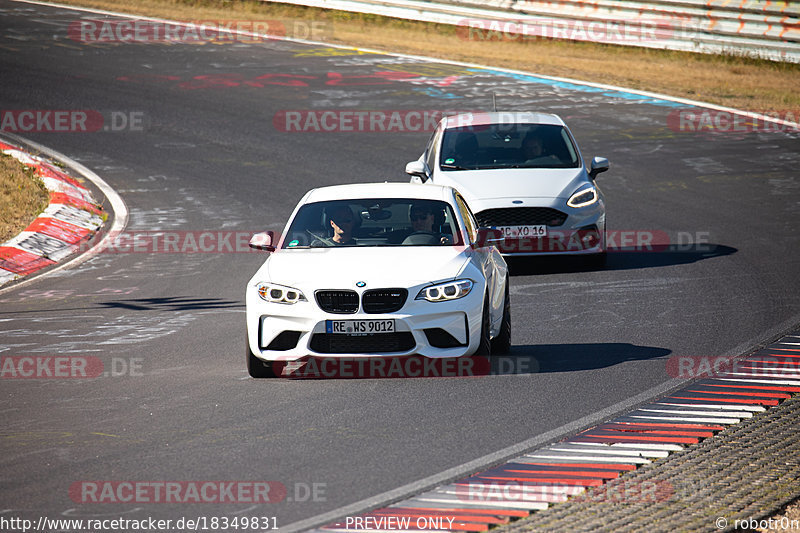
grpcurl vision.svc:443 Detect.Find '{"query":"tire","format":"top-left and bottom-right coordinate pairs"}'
top-left (246, 333), bottom-right (275, 378)
top-left (474, 296), bottom-right (492, 356)
top-left (585, 225), bottom-right (607, 270)
top-left (491, 280), bottom-right (511, 354)
top-left (585, 251), bottom-right (607, 270)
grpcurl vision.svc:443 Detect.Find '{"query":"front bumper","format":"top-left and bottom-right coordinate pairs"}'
top-left (474, 199), bottom-right (606, 257)
top-left (245, 286), bottom-right (484, 361)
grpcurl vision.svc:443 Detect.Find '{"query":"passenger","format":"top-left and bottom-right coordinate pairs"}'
top-left (311, 204), bottom-right (357, 246)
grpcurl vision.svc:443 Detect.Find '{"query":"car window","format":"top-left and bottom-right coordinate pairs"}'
top-left (280, 198), bottom-right (465, 248)
top-left (440, 123), bottom-right (580, 170)
top-left (425, 123), bottom-right (443, 171)
top-left (454, 194), bottom-right (478, 244)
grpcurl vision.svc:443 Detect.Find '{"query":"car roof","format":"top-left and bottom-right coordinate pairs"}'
top-left (442, 111), bottom-right (565, 129)
top-left (303, 182), bottom-right (455, 204)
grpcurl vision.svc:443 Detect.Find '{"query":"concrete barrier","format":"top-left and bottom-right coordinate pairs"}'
top-left (266, 0), bottom-right (800, 62)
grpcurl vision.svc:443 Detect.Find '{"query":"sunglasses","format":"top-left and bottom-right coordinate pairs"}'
top-left (410, 213), bottom-right (432, 221)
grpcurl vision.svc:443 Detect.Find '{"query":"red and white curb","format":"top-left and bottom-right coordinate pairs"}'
top-left (309, 333), bottom-right (800, 532)
top-left (0, 139), bottom-right (104, 286)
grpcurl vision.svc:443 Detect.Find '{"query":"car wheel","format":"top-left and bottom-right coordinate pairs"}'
top-left (584, 251), bottom-right (607, 270)
top-left (491, 280), bottom-right (511, 354)
top-left (586, 225), bottom-right (608, 270)
top-left (474, 295), bottom-right (492, 356)
top-left (246, 333), bottom-right (275, 378)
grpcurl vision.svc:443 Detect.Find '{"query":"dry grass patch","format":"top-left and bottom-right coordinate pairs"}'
top-left (0, 154), bottom-right (49, 243)
top-left (56, 0), bottom-right (800, 113)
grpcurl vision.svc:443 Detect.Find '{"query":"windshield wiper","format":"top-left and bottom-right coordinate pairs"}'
top-left (440, 164), bottom-right (472, 171)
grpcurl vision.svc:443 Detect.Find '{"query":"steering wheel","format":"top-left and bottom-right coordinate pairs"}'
top-left (402, 232), bottom-right (440, 245)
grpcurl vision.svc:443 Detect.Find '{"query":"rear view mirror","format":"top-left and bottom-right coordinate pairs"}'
top-left (249, 231), bottom-right (276, 252)
top-left (405, 160), bottom-right (429, 182)
top-left (361, 207), bottom-right (392, 221)
top-left (589, 157), bottom-right (609, 180)
top-left (475, 227), bottom-right (504, 248)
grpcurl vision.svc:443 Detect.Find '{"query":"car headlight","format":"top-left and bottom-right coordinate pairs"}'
top-left (567, 186), bottom-right (598, 208)
top-left (256, 282), bottom-right (306, 304)
top-left (416, 279), bottom-right (473, 302)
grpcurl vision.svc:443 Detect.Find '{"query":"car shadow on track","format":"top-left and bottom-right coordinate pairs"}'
top-left (99, 296), bottom-right (242, 311)
top-left (499, 343), bottom-right (671, 374)
top-left (507, 244), bottom-right (737, 275)
top-left (264, 342), bottom-right (669, 379)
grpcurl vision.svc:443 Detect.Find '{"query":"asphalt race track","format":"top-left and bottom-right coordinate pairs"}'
top-left (1, 1), bottom-right (799, 528)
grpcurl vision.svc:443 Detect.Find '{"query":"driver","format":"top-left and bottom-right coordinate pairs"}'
top-left (410, 203), bottom-right (437, 234)
top-left (521, 130), bottom-right (559, 165)
top-left (406, 202), bottom-right (450, 245)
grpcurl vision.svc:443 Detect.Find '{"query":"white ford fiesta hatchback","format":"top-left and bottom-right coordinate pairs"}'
top-left (406, 112), bottom-right (609, 267)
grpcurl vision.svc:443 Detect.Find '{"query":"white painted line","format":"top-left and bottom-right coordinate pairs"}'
top-left (0, 133), bottom-right (128, 295)
top-left (4, 231), bottom-right (77, 261)
top-left (521, 454), bottom-right (651, 465)
top-left (569, 441), bottom-right (684, 452)
top-left (445, 484), bottom-right (583, 495)
top-left (626, 415), bottom-right (741, 424)
top-left (656, 402), bottom-right (765, 412)
top-left (399, 496), bottom-right (542, 511)
top-left (715, 378), bottom-right (800, 386)
top-left (0, 269), bottom-right (16, 284)
top-left (547, 445), bottom-right (669, 458)
top-left (719, 373), bottom-right (800, 382)
top-left (638, 407), bottom-right (751, 417)
top-left (413, 494), bottom-right (549, 510)
top-left (608, 442), bottom-right (684, 452)
top-left (433, 486), bottom-right (568, 502)
top-left (41, 204), bottom-right (103, 230)
top-left (735, 368), bottom-right (800, 376)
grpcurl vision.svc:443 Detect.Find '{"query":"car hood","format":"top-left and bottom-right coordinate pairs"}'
top-left (256, 246), bottom-right (470, 288)
top-left (439, 167), bottom-right (586, 200)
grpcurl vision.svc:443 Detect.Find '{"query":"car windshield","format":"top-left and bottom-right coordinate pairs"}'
top-left (440, 123), bottom-right (580, 170)
top-left (280, 198), bottom-right (464, 249)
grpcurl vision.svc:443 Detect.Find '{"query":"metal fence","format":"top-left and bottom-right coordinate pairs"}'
top-left (266, 0), bottom-right (800, 62)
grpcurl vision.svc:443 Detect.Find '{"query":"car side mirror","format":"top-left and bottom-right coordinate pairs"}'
top-left (589, 157), bottom-right (609, 180)
top-left (249, 231), bottom-right (276, 252)
top-left (475, 227), bottom-right (504, 248)
top-left (405, 160), bottom-right (430, 183)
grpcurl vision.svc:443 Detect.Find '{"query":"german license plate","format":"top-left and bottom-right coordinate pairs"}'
top-left (326, 319), bottom-right (395, 335)
top-left (497, 225), bottom-right (547, 238)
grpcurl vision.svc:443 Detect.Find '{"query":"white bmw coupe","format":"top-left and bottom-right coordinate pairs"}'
top-left (245, 182), bottom-right (510, 378)
top-left (406, 112), bottom-right (609, 266)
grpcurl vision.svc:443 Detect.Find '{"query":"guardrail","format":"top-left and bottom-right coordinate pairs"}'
top-left (266, 0), bottom-right (800, 62)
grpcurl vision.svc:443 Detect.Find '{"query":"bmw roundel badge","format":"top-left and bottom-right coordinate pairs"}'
top-left (356, 281), bottom-right (366, 288)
